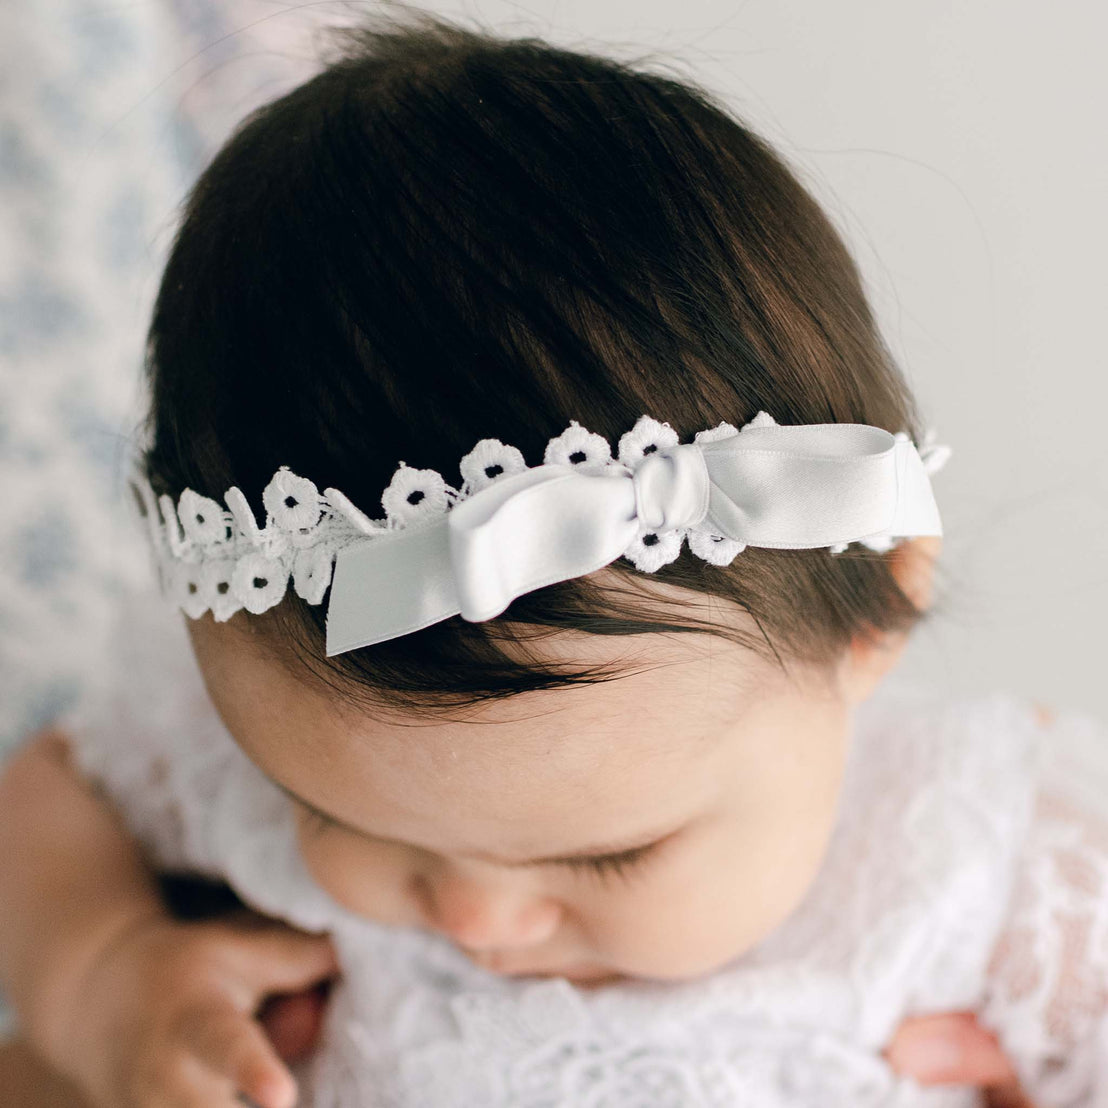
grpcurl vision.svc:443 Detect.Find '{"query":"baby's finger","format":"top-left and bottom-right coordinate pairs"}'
top-left (179, 1004), bottom-right (298, 1108)
top-left (885, 1012), bottom-right (1041, 1107)
top-left (232, 926), bottom-right (340, 993)
top-left (885, 1012), bottom-right (1017, 1086)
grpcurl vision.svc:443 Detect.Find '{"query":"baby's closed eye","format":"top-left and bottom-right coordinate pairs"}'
top-left (293, 798), bottom-right (659, 885)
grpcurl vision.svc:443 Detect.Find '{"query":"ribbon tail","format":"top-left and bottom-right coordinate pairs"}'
top-left (886, 437), bottom-right (943, 538)
top-left (325, 465), bottom-right (637, 656)
top-left (325, 516), bottom-right (460, 656)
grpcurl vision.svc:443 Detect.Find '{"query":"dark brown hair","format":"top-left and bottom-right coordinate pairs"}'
top-left (139, 7), bottom-right (944, 715)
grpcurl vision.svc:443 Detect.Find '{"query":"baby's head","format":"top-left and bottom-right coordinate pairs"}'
top-left (140, 11), bottom-right (943, 987)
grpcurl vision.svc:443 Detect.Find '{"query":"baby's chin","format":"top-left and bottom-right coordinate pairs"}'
top-left (481, 952), bottom-right (741, 990)
top-left (524, 963), bottom-right (722, 991)
top-left (472, 954), bottom-right (628, 989)
top-left (500, 959), bottom-right (735, 989)
top-left (509, 967), bottom-right (627, 988)
top-left (541, 966), bottom-right (629, 989)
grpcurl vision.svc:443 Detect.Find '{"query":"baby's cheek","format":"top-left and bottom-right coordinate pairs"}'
top-left (594, 821), bottom-right (834, 981)
top-left (571, 861), bottom-right (745, 981)
top-left (297, 828), bottom-right (416, 926)
top-left (581, 866), bottom-right (765, 982)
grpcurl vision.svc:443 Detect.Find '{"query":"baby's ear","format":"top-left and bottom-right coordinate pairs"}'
top-left (836, 536), bottom-right (943, 705)
top-left (1032, 702), bottom-right (1056, 727)
top-left (886, 535), bottom-right (942, 614)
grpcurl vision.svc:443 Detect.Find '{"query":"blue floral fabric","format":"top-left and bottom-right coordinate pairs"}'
top-left (1, 0), bottom-right (321, 1038)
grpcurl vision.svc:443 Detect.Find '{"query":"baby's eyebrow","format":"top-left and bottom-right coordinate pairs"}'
top-left (272, 778), bottom-right (678, 866)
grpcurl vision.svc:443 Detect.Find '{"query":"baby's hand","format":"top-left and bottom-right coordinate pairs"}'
top-left (59, 910), bottom-right (339, 1108)
top-left (885, 1011), bottom-right (1037, 1107)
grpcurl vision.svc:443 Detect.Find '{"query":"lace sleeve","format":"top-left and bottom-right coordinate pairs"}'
top-left (54, 587), bottom-right (342, 934)
top-left (53, 588), bottom-right (233, 878)
top-left (979, 703), bottom-right (1108, 1107)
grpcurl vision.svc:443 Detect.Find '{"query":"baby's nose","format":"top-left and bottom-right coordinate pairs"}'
top-left (414, 865), bottom-right (562, 951)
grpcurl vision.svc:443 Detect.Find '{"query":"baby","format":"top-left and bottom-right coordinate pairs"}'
top-left (2, 10), bottom-right (1107, 1108)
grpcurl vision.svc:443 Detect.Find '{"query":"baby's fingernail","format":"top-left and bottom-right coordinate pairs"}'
top-left (896, 1029), bottom-right (965, 1081)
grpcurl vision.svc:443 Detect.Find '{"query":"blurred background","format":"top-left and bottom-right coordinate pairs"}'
top-left (2, 0), bottom-right (1106, 752)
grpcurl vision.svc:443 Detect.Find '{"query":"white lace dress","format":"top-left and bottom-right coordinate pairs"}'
top-left (55, 588), bottom-right (1108, 1108)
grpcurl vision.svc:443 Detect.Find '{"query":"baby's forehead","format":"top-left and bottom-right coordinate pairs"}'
top-left (190, 610), bottom-right (770, 801)
top-left (188, 575), bottom-right (804, 756)
top-left (322, 633), bottom-right (758, 764)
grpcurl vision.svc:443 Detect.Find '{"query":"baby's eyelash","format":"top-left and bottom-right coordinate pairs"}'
top-left (561, 845), bottom-right (654, 884)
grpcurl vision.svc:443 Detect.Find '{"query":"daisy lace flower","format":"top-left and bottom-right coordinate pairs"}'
top-left (458, 438), bottom-right (528, 496)
top-left (543, 420), bottom-right (614, 473)
top-left (262, 467), bottom-right (325, 544)
top-left (230, 550), bottom-right (289, 614)
top-left (177, 489), bottom-right (232, 546)
top-left (380, 461), bottom-right (457, 527)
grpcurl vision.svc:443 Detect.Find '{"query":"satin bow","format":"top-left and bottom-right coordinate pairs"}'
top-left (324, 421), bottom-right (942, 656)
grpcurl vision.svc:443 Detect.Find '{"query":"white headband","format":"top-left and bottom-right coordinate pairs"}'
top-left (130, 411), bottom-right (950, 657)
